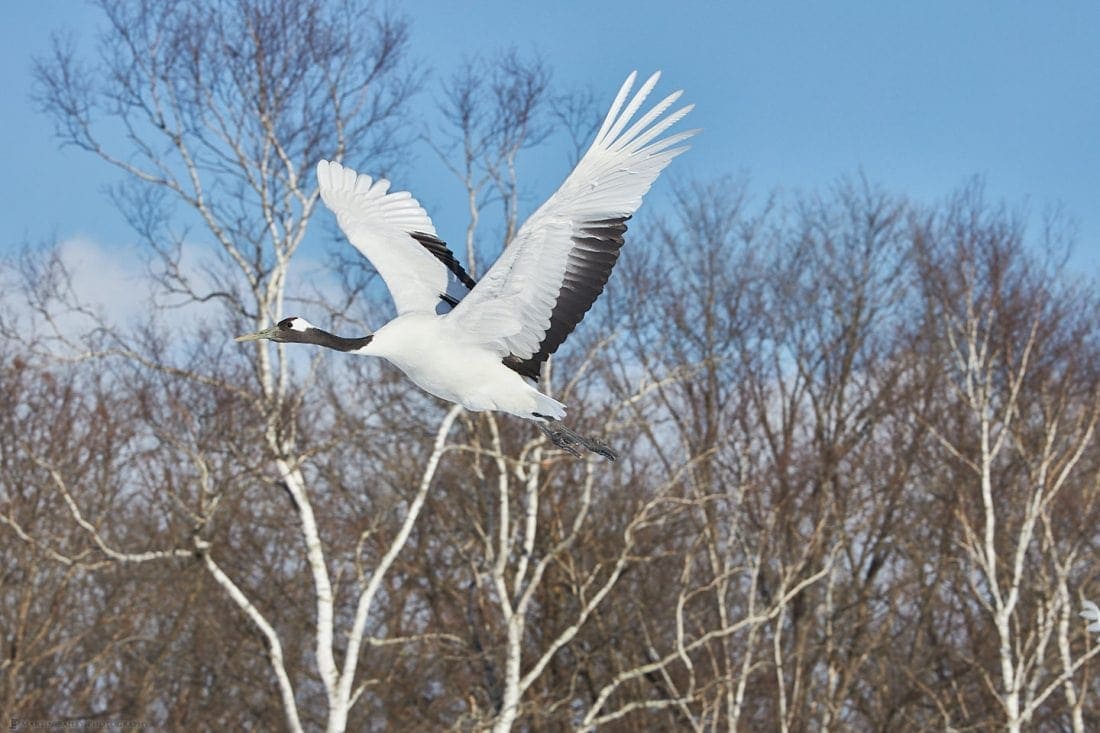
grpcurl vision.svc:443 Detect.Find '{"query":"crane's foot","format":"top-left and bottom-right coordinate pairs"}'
top-left (537, 420), bottom-right (618, 461)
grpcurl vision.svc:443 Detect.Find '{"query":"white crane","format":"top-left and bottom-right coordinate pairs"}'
top-left (236, 71), bottom-right (695, 460)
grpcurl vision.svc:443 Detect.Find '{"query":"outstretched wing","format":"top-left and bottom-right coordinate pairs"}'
top-left (316, 160), bottom-right (475, 315)
top-left (447, 71), bottom-right (696, 380)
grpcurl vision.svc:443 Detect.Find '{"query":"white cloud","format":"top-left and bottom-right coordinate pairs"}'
top-left (3, 233), bottom-right (375, 356)
top-left (4, 236), bottom-right (221, 350)
top-left (56, 235), bottom-right (151, 327)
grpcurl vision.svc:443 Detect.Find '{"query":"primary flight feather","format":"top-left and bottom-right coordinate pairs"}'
top-left (237, 71), bottom-right (696, 460)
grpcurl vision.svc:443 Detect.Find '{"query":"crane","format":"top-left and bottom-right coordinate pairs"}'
top-left (236, 71), bottom-right (696, 460)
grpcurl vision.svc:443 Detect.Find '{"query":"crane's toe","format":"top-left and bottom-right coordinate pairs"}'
top-left (537, 421), bottom-right (617, 462)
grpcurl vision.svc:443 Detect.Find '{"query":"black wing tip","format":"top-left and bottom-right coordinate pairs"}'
top-left (503, 215), bottom-right (631, 378)
top-left (410, 231), bottom-right (477, 291)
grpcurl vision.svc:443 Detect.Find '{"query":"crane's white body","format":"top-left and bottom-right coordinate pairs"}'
top-left (360, 313), bottom-right (565, 418)
top-left (303, 71), bottom-right (695, 431)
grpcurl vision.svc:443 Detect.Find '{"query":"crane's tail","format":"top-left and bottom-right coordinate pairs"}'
top-left (529, 391), bottom-right (567, 421)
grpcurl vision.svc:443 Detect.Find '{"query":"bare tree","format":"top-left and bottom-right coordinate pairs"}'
top-left (427, 49), bottom-right (552, 276)
top-left (912, 188), bottom-right (1100, 732)
top-left (22, 1), bottom-right (462, 730)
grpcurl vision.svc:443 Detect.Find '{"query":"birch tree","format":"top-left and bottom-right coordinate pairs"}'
top-left (913, 189), bottom-right (1100, 732)
top-left (25, 1), bottom-right (464, 730)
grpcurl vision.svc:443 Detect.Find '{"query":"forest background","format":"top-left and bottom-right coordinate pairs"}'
top-left (2, 1), bottom-right (1098, 730)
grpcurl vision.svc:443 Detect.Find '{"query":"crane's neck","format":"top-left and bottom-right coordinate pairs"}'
top-left (304, 328), bottom-right (373, 352)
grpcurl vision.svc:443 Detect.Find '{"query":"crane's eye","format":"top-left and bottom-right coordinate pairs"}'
top-left (276, 317), bottom-right (311, 332)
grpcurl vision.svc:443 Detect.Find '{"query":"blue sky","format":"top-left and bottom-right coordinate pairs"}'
top-left (2, 0), bottom-right (1098, 272)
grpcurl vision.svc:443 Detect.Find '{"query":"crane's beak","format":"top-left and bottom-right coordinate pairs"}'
top-left (235, 326), bottom-right (278, 343)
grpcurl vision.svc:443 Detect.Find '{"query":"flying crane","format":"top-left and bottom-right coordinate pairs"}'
top-left (236, 71), bottom-right (696, 460)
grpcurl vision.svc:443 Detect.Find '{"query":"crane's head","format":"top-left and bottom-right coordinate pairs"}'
top-left (235, 317), bottom-right (317, 344)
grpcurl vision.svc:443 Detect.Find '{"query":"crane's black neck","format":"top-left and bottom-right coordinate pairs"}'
top-left (301, 328), bottom-right (373, 352)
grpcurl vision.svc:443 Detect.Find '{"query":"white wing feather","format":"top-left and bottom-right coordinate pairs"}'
top-left (316, 160), bottom-right (468, 315)
top-left (448, 71), bottom-right (696, 364)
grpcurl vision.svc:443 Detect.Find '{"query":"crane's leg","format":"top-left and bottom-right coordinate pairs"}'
top-left (536, 419), bottom-right (618, 462)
